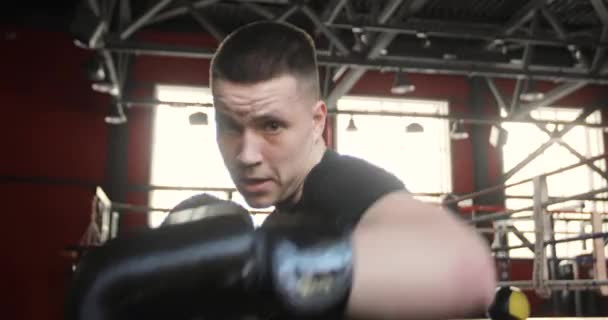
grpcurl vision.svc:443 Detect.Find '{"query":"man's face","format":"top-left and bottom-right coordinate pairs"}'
top-left (212, 75), bottom-right (326, 208)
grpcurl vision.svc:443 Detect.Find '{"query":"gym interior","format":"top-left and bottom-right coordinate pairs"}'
top-left (3, 0), bottom-right (608, 319)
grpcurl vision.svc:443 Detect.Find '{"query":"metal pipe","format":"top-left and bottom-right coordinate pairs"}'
top-left (328, 19), bottom-right (608, 49)
top-left (101, 40), bottom-right (608, 84)
top-left (120, 0), bottom-right (173, 40)
top-left (145, 0), bottom-right (220, 26)
top-left (123, 98), bottom-right (608, 129)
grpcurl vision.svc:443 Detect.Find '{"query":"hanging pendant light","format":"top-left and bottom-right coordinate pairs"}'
top-left (346, 114), bottom-right (357, 131)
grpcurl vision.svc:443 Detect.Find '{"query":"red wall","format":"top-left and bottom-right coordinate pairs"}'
top-left (2, 26), bottom-right (607, 319)
top-left (1, 26), bottom-right (109, 319)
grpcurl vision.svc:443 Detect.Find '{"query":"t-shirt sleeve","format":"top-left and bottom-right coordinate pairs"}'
top-left (301, 152), bottom-right (406, 229)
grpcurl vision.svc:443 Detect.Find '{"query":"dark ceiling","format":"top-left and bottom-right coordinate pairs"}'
top-left (4, 0), bottom-right (608, 122)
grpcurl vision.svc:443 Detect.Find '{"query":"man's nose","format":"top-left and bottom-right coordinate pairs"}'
top-left (236, 130), bottom-right (263, 167)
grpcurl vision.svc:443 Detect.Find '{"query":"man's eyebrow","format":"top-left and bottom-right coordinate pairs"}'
top-left (250, 106), bottom-right (288, 119)
top-left (214, 110), bottom-right (238, 123)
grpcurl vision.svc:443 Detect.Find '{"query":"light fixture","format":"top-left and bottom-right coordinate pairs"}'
top-left (406, 122), bottom-right (424, 133)
top-left (84, 55), bottom-right (106, 82)
top-left (450, 120), bottom-right (469, 140)
top-left (92, 82), bottom-right (119, 96)
top-left (489, 125), bottom-right (508, 147)
top-left (189, 112), bottom-right (208, 125)
top-left (519, 79), bottom-right (545, 102)
top-left (105, 103), bottom-right (127, 125)
top-left (351, 27), bottom-right (368, 52)
top-left (391, 70), bottom-right (415, 95)
top-left (346, 114), bottom-right (357, 131)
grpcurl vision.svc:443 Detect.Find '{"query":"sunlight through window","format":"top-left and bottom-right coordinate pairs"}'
top-left (336, 96), bottom-right (452, 201)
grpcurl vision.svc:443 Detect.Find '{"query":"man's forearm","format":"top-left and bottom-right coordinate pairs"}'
top-left (346, 192), bottom-right (496, 320)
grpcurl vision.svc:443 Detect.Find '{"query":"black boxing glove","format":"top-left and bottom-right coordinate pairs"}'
top-left (65, 195), bottom-right (257, 320)
top-left (66, 197), bottom-right (354, 320)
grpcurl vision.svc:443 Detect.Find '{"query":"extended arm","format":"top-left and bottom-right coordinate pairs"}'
top-left (347, 191), bottom-right (497, 320)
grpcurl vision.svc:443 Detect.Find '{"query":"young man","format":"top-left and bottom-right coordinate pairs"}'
top-left (65, 21), bottom-right (496, 320)
top-left (209, 21), bottom-right (496, 319)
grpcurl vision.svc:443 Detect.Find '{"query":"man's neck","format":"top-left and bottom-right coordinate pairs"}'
top-left (276, 143), bottom-right (327, 212)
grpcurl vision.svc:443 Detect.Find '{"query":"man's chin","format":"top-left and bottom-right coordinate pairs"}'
top-left (242, 194), bottom-right (276, 209)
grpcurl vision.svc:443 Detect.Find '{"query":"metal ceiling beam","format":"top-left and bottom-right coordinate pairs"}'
top-left (301, 4), bottom-right (350, 54)
top-left (503, 106), bottom-right (598, 181)
top-left (591, 26), bottom-right (608, 73)
top-left (103, 0), bottom-right (118, 29)
top-left (321, 55), bottom-right (608, 84)
top-left (485, 0), bottom-right (547, 50)
top-left (555, 140), bottom-right (608, 181)
top-left (102, 39), bottom-right (608, 84)
top-left (316, 0), bottom-right (348, 37)
top-left (591, 0), bottom-right (608, 24)
top-left (510, 78), bottom-right (525, 114)
top-left (533, 121), bottom-right (608, 181)
top-left (486, 77), bottom-right (508, 113)
top-left (326, 0), bottom-right (427, 109)
top-left (120, 98), bottom-right (608, 128)
top-left (146, 0), bottom-right (220, 26)
top-left (541, 6), bottom-right (590, 68)
top-left (275, 3), bottom-right (298, 22)
top-left (186, 1), bottom-right (224, 41)
top-left (116, 0), bottom-right (132, 87)
top-left (241, 2), bottom-right (274, 19)
top-left (120, 0), bottom-right (173, 39)
top-left (510, 10), bottom-right (539, 114)
top-left (329, 20), bottom-right (608, 49)
top-left (509, 81), bottom-right (589, 121)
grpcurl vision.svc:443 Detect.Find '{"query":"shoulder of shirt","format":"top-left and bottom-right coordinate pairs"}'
top-left (310, 149), bottom-right (406, 187)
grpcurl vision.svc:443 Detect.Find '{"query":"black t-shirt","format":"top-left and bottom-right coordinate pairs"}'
top-left (262, 149), bottom-right (406, 231)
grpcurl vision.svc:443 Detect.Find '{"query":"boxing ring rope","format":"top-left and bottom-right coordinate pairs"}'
top-left (469, 186), bottom-right (608, 224)
top-left (497, 279), bottom-right (608, 291)
top-left (444, 153), bottom-right (608, 207)
top-left (491, 232), bottom-right (608, 252)
top-left (443, 151), bottom-right (608, 300)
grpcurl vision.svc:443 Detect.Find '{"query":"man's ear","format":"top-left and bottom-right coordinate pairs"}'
top-left (312, 100), bottom-right (327, 142)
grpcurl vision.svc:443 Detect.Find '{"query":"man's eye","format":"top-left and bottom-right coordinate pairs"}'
top-left (263, 121), bottom-right (283, 132)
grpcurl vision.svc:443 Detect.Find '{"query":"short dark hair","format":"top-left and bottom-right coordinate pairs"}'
top-left (210, 21), bottom-right (319, 99)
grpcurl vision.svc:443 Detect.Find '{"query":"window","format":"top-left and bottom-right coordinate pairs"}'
top-left (502, 107), bottom-right (607, 258)
top-left (336, 96), bottom-right (452, 201)
top-left (149, 85), bottom-right (270, 228)
top-left (149, 88), bottom-right (451, 227)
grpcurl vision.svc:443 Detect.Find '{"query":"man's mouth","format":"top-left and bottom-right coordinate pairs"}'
top-left (238, 178), bottom-right (272, 193)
